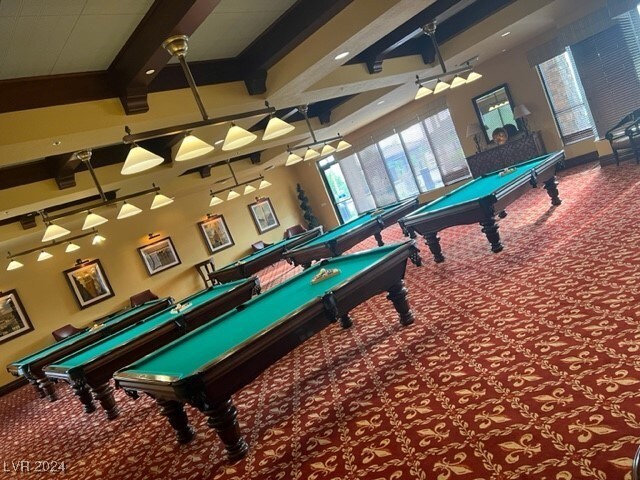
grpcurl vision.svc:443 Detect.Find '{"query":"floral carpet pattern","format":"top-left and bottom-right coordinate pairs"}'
top-left (2, 162), bottom-right (640, 479)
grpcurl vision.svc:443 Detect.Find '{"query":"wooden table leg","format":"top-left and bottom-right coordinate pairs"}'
top-left (480, 217), bottom-right (503, 253)
top-left (204, 398), bottom-right (249, 462)
top-left (157, 398), bottom-right (195, 444)
top-left (387, 280), bottom-right (414, 326)
top-left (93, 382), bottom-right (120, 420)
top-left (424, 232), bottom-right (445, 263)
top-left (544, 176), bottom-right (562, 206)
top-left (72, 382), bottom-right (96, 413)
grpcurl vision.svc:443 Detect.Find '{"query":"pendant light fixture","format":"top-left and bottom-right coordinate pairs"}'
top-left (41, 222), bottom-right (70, 242)
top-left (222, 124), bottom-right (257, 151)
top-left (6, 258), bottom-right (23, 271)
top-left (121, 142), bottom-right (164, 175)
top-left (259, 179), bottom-right (271, 189)
top-left (243, 184), bottom-right (257, 195)
top-left (117, 201), bottom-right (142, 219)
top-left (262, 102), bottom-right (295, 141)
top-left (37, 250), bottom-right (53, 262)
top-left (286, 151), bottom-right (303, 166)
top-left (174, 133), bottom-right (214, 161)
top-left (82, 211), bottom-right (108, 230)
top-left (65, 242), bottom-right (81, 253)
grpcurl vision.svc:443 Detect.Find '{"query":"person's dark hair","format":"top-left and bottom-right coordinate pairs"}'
top-left (503, 123), bottom-right (518, 137)
top-left (492, 127), bottom-right (507, 139)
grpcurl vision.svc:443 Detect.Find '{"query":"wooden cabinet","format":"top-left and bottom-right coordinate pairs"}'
top-left (465, 131), bottom-right (546, 177)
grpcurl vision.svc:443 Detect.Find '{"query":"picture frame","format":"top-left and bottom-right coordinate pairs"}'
top-left (0, 290), bottom-right (34, 345)
top-left (198, 214), bottom-right (235, 254)
top-left (138, 237), bottom-right (181, 276)
top-left (248, 197), bottom-right (280, 234)
top-left (64, 259), bottom-right (114, 309)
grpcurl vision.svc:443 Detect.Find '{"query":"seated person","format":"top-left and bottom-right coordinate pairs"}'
top-left (492, 127), bottom-right (509, 146)
top-left (503, 123), bottom-right (519, 138)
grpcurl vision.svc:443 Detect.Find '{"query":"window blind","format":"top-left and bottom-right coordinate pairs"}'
top-left (376, 134), bottom-right (419, 200)
top-left (570, 18), bottom-right (640, 136)
top-left (339, 154), bottom-right (376, 213)
top-left (421, 109), bottom-right (470, 185)
top-left (356, 145), bottom-right (398, 206)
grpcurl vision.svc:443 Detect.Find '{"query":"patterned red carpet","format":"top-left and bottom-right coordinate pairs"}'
top-left (3, 161), bottom-right (640, 479)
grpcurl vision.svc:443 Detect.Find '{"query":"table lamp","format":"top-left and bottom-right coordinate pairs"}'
top-left (513, 104), bottom-right (531, 134)
top-left (466, 123), bottom-right (484, 154)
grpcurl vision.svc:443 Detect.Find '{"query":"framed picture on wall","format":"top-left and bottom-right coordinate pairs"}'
top-left (248, 197), bottom-right (280, 234)
top-left (138, 237), bottom-right (181, 276)
top-left (0, 290), bottom-right (34, 345)
top-left (64, 259), bottom-right (114, 309)
top-left (198, 214), bottom-right (235, 254)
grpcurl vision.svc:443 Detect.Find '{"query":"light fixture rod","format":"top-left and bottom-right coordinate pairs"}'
top-left (211, 176), bottom-right (264, 196)
top-left (423, 21), bottom-right (447, 73)
top-left (45, 186), bottom-right (159, 222)
top-left (77, 149), bottom-right (107, 202)
top-left (297, 105), bottom-right (319, 143)
top-left (295, 134), bottom-right (343, 151)
top-left (415, 63), bottom-right (472, 85)
top-left (122, 107), bottom-right (275, 144)
top-left (227, 161), bottom-right (239, 185)
top-left (177, 55), bottom-right (209, 121)
top-left (8, 229), bottom-right (98, 259)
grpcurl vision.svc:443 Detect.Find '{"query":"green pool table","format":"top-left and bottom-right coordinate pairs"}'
top-left (209, 226), bottom-right (323, 284)
top-left (285, 198), bottom-right (419, 268)
top-left (6, 298), bottom-right (173, 402)
top-left (114, 241), bottom-right (417, 461)
top-left (43, 278), bottom-right (258, 420)
top-left (399, 151), bottom-right (564, 262)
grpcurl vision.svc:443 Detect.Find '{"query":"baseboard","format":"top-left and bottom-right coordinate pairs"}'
top-left (560, 151), bottom-right (599, 170)
top-left (599, 152), bottom-right (638, 167)
top-left (0, 377), bottom-right (27, 397)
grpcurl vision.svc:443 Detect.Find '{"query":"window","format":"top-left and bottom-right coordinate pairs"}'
top-left (317, 103), bottom-right (470, 223)
top-left (537, 51), bottom-right (595, 144)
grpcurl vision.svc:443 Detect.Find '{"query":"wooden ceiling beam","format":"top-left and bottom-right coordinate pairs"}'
top-left (108, 0), bottom-right (223, 115)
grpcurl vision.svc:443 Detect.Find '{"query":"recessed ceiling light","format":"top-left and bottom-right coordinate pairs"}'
top-left (501, 31), bottom-right (511, 37)
top-left (145, 69), bottom-right (155, 75)
top-left (52, 140), bottom-right (61, 146)
top-left (334, 51), bottom-right (349, 60)
top-left (377, 100), bottom-right (385, 105)
top-left (502, 49), bottom-right (507, 53)
top-left (214, 139), bottom-right (224, 145)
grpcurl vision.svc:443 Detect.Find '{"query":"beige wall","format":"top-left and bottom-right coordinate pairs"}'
top-left (0, 166), bottom-right (303, 387)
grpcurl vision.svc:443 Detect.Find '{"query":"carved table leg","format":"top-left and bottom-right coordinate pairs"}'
top-left (339, 313), bottom-right (353, 329)
top-left (409, 245), bottom-right (422, 267)
top-left (424, 232), bottom-right (445, 263)
top-left (157, 398), bottom-right (195, 444)
top-left (544, 176), bottom-right (562, 206)
top-left (373, 231), bottom-right (385, 247)
top-left (498, 210), bottom-right (508, 219)
top-left (72, 382), bottom-right (96, 413)
top-left (37, 377), bottom-right (57, 402)
top-left (387, 280), bottom-right (414, 326)
top-left (93, 382), bottom-right (120, 420)
top-left (204, 398), bottom-right (249, 462)
top-left (480, 217), bottom-right (503, 253)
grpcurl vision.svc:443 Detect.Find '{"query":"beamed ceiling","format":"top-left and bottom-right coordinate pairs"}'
top-left (0, 0), bottom-right (596, 237)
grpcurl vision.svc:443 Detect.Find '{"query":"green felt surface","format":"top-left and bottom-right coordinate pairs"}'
top-left (48, 281), bottom-right (246, 370)
top-left (217, 238), bottom-right (289, 271)
top-left (298, 201), bottom-right (409, 247)
top-left (411, 154), bottom-right (552, 215)
top-left (9, 300), bottom-right (165, 368)
top-left (119, 244), bottom-right (401, 379)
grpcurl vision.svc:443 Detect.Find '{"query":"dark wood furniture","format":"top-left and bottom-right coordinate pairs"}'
top-left (209, 226), bottom-right (323, 284)
top-left (283, 224), bottom-right (306, 238)
top-left (52, 324), bottom-right (86, 342)
top-left (114, 241), bottom-right (417, 461)
top-left (465, 131), bottom-right (546, 177)
top-left (129, 290), bottom-right (159, 307)
top-left (400, 151), bottom-right (564, 263)
top-left (194, 259), bottom-right (216, 288)
top-left (605, 108), bottom-right (640, 166)
top-left (6, 298), bottom-right (173, 402)
top-left (43, 279), bottom-right (259, 420)
top-left (285, 198), bottom-right (419, 268)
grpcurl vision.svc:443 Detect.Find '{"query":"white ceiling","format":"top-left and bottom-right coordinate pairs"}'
top-left (0, 0), bottom-right (154, 79)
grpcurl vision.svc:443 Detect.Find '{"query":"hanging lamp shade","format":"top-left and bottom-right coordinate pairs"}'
top-left (466, 71), bottom-right (482, 83)
top-left (415, 85), bottom-right (433, 100)
top-left (222, 124), bottom-right (257, 151)
top-left (433, 79), bottom-right (451, 94)
top-left (243, 184), bottom-right (257, 195)
top-left (150, 193), bottom-right (174, 210)
top-left (92, 234), bottom-right (106, 245)
top-left (320, 144), bottom-right (336, 156)
top-left (304, 148), bottom-right (320, 161)
top-left (227, 190), bottom-right (240, 200)
top-left (336, 140), bottom-right (352, 152)
top-left (117, 201), bottom-right (142, 219)
top-left (7, 259), bottom-right (23, 271)
top-left (37, 250), bottom-right (53, 262)
top-left (450, 75), bottom-right (466, 88)
top-left (259, 179), bottom-right (271, 189)
top-left (65, 243), bottom-right (80, 253)
top-left (262, 117), bottom-right (295, 141)
top-left (174, 134), bottom-right (214, 161)
top-left (209, 195), bottom-right (223, 206)
top-left (82, 212), bottom-right (108, 230)
top-left (121, 144), bottom-right (164, 175)
top-left (285, 152), bottom-right (303, 166)
top-left (42, 223), bottom-right (70, 242)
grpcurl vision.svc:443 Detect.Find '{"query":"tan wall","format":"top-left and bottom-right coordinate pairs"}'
top-left (0, 166), bottom-right (303, 387)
